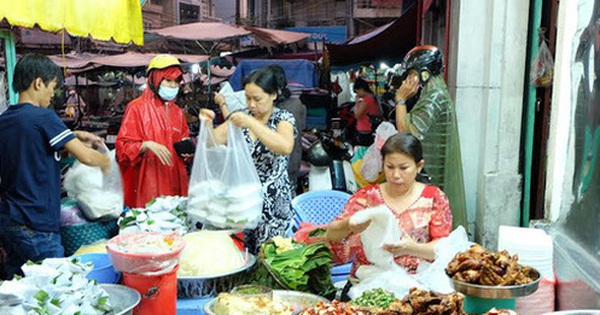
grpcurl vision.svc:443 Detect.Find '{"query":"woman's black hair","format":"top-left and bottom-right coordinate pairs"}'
top-left (353, 77), bottom-right (374, 95)
top-left (13, 53), bottom-right (63, 93)
top-left (267, 64), bottom-right (292, 100)
top-left (381, 132), bottom-right (423, 163)
top-left (243, 66), bottom-right (289, 105)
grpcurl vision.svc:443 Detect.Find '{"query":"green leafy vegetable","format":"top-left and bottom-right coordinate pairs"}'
top-left (248, 240), bottom-right (335, 298)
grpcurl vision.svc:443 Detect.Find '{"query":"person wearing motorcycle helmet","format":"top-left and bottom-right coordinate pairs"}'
top-left (116, 54), bottom-right (191, 207)
top-left (393, 45), bottom-right (467, 230)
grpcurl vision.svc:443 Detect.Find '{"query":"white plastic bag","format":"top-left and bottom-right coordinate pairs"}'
top-left (349, 227), bottom-right (472, 299)
top-left (360, 122), bottom-right (397, 182)
top-left (187, 120), bottom-right (264, 230)
top-left (350, 205), bottom-right (403, 280)
top-left (415, 226), bottom-right (473, 294)
top-left (63, 150), bottom-right (123, 221)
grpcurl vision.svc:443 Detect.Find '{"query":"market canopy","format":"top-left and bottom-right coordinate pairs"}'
top-left (242, 26), bottom-right (310, 46)
top-left (325, 2), bottom-right (418, 68)
top-left (50, 52), bottom-right (210, 71)
top-left (0, 0), bottom-right (144, 45)
top-left (146, 22), bottom-right (252, 42)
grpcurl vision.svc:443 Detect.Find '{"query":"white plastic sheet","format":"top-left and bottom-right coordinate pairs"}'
top-left (349, 226), bottom-right (472, 299)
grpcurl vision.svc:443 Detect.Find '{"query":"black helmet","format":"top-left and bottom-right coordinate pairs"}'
top-left (307, 141), bottom-right (332, 166)
top-left (403, 45), bottom-right (444, 84)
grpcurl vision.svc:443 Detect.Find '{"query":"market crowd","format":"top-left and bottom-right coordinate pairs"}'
top-left (0, 45), bottom-right (466, 281)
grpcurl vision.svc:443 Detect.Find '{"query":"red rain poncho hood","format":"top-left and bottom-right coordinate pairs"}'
top-left (116, 67), bottom-right (189, 208)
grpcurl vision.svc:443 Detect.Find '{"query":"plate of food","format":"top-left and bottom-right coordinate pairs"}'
top-left (446, 244), bottom-right (541, 299)
top-left (204, 289), bottom-right (329, 315)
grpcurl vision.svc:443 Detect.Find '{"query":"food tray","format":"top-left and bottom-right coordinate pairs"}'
top-left (449, 267), bottom-right (541, 299)
top-left (101, 284), bottom-right (141, 315)
top-left (177, 254), bottom-right (257, 299)
top-left (203, 290), bottom-right (330, 315)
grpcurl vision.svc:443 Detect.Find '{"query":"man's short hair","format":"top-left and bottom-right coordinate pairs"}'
top-left (12, 53), bottom-right (63, 93)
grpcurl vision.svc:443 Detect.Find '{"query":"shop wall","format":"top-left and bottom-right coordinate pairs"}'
top-left (546, 0), bottom-right (600, 262)
top-left (447, 0), bottom-right (530, 247)
top-left (541, 0), bottom-right (600, 307)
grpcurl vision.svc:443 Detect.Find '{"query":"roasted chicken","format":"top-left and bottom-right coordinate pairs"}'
top-left (446, 244), bottom-right (536, 286)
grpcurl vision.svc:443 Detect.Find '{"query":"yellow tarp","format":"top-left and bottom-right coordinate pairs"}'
top-left (0, 0), bottom-right (144, 45)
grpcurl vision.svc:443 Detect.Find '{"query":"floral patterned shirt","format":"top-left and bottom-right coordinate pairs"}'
top-left (330, 184), bottom-right (452, 275)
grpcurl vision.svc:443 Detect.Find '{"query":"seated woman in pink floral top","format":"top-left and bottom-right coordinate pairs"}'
top-left (326, 132), bottom-right (453, 278)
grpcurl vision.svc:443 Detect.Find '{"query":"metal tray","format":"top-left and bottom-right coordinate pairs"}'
top-left (177, 254), bottom-right (257, 299)
top-left (204, 290), bottom-right (329, 315)
top-left (101, 284), bottom-right (141, 315)
top-left (449, 267), bottom-right (541, 299)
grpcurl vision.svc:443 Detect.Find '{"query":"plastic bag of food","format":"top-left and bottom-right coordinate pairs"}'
top-left (64, 150), bottom-right (123, 221)
top-left (530, 40), bottom-right (554, 87)
top-left (187, 120), bottom-right (263, 230)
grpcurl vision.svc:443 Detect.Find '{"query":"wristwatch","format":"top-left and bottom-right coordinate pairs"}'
top-left (395, 99), bottom-right (407, 106)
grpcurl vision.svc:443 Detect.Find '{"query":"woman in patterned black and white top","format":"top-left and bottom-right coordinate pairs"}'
top-left (200, 67), bottom-right (296, 254)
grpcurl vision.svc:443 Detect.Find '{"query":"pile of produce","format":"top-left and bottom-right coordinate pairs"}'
top-left (250, 237), bottom-right (336, 298)
top-left (213, 292), bottom-right (292, 315)
top-left (187, 180), bottom-right (263, 229)
top-left (300, 300), bottom-right (369, 315)
top-left (446, 244), bottom-right (537, 286)
top-left (118, 196), bottom-right (189, 234)
top-left (353, 288), bottom-right (397, 311)
top-left (178, 231), bottom-right (246, 277)
top-left (308, 288), bottom-right (466, 315)
top-left (0, 258), bottom-right (112, 315)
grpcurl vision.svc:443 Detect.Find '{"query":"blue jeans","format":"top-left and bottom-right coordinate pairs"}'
top-left (0, 225), bottom-right (64, 279)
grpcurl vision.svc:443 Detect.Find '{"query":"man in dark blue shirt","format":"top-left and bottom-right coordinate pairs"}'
top-left (0, 54), bottom-right (110, 279)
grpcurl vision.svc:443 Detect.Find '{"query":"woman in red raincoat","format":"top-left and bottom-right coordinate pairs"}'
top-left (116, 54), bottom-right (190, 208)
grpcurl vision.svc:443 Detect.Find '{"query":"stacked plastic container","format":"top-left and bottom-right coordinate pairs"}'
top-left (498, 226), bottom-right (555, 315)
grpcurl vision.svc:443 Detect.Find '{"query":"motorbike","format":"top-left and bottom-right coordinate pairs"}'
top-left (303, 129), bottom-right (357, 193)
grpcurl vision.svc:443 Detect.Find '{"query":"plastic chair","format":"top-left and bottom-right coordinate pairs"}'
top-left (291, 190), bottom-right (352, 230)
top-left (291, 190), bottom-right (353, 282)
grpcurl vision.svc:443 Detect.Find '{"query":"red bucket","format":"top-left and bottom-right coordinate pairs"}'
top-left (123, 264), bottom-right (179, 315)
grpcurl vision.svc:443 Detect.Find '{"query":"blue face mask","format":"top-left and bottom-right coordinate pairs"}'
top-left (158, 86), bottom-right (179, 101)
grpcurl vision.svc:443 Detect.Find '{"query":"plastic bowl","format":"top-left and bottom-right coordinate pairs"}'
top-left (106, 232), bottom-right (185, 274)
top-left (72, 253), bottom-right (120, 284)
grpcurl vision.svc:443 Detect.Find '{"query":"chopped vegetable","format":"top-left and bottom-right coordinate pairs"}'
top-left (352, 288), bottom-right (396, 309)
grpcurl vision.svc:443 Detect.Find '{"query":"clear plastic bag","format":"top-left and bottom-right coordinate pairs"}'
top-left (530, 40), bottom-right (554, 87)
top-left (64, 150), bottom-right (123, 221)
top-left (360, 122), bottom-right (397, 182)
top-left (187, 120), bottom-right (264, 230)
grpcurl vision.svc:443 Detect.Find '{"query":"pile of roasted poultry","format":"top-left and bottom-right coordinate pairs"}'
top-left (300, 289), bottom-right (465, 315)
top-left (445, 244), bottom-right (537, 286)
top-left (378, 289), bottom-right (466, 315)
